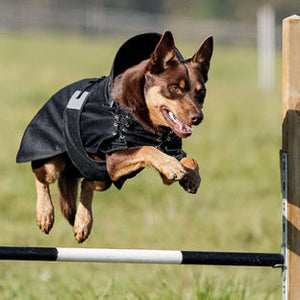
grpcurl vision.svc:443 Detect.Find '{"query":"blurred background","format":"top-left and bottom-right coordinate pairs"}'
top-left (0, 1), bottom-right (298, 299)
top-left (0, 0), bottom-right (298, 43)
top-left (1, 0), bottom-right (297, 91)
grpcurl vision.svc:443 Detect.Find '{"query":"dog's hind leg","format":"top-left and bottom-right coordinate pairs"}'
top-left (58, 174), bottom-right (79, 226)
top-left (32, 156), bottom-right (66, 234)
top-left (74, 180), bottom-right (111, 243)
top-left (73, 179), bottom-right (94, 243)
top-left (34, 176), bottom-right (54, 234)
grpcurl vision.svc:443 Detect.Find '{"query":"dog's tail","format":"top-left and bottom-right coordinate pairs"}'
top-left (58, 174), bottom-right (79, 226)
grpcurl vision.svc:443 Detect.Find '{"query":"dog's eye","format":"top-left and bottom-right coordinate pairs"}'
top-left (169, 85), bottom-right (181, 93)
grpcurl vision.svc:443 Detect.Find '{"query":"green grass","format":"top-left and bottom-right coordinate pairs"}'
top-left (0, 31), bottom-right (283, 299)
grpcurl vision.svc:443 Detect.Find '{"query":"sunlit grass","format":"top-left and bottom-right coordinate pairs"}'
top-left (0, 31), bottom-right (282, 299)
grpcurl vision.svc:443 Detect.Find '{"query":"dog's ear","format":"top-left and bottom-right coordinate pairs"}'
top-left (148, 31), bottom-right (178, 73)
top-left (192, 36), bottom-right (213, 82)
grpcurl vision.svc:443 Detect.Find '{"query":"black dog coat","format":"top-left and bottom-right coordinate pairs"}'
top-left (16, 33), bottom-right (186, 189)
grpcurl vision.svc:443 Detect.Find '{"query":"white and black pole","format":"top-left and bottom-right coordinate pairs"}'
top-left (0, 246), bottom-right (283, 267)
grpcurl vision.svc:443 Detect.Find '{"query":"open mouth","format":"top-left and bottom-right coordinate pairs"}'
top-left (161, 107), bottom-right (193, 137)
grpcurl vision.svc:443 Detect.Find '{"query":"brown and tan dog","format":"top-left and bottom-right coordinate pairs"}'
top-left (23, 31), bottom-right (213, 243)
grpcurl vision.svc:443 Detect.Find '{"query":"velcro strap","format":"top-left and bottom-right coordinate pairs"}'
top-left (66, 90), bottom-right (90, 110)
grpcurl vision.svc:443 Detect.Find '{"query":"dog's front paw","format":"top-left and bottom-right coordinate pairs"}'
top-left (179, 158), bottom-right (201, 194)
top-left (159, 157), bottom-right (186, 181)
top-left (179, 169), bottom-right (201, 194)
top-left (73, 203), bottom-right (93, 243)
top-left (36, 203), bottom-right (55, 234)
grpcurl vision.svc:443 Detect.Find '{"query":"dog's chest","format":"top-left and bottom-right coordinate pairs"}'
top-left (80, 92), bottom-right (184, 159)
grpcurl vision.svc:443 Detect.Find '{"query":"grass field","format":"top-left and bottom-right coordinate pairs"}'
top-left (0, 31), bottom-right (283, 299)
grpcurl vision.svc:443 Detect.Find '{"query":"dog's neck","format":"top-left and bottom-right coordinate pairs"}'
top-left (111, 60), bottom-right (157, 133)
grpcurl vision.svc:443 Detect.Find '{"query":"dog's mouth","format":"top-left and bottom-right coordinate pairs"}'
top-left (161, 107), bottom-right (193, 137)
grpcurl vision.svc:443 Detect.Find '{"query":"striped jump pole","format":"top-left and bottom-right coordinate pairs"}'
top-left (0, 246), bottom-right (284, 267)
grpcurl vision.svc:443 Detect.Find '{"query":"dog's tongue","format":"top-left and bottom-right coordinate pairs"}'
top-left (174, 121), bottom-right (192, 134)
top-left (167, 110), bottom-right (193, 135)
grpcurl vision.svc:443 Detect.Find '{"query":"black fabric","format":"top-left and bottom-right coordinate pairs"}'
top-left (110, 33), bottom-right (184, 79)
top-left (16, 78), bottom-right (93, 163)
top-left (80, 90), bottom-right (186, 160)
top-left (62, 78), bottom-right (111, 183)
top-left (16, 33), bottom-right (186, 189)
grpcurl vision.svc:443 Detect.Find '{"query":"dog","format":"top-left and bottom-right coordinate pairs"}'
top-left (16, 31), bottom-right (213, 243)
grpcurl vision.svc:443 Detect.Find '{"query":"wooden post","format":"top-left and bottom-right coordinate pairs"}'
top-left (282, 15), bottom-right (300, 300)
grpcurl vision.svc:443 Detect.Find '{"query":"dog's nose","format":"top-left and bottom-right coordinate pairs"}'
top-left (190, 113), bottom-right (203, 125)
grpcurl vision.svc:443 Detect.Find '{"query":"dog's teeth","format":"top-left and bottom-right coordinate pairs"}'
top-left (168, 111), bottom-right (179, 124)
top-left (168, 111), bottom-right (175, 121)
top-left (167, 110), bottom-right (193, 134)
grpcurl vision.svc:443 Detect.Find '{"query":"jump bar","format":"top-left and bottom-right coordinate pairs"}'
top-left (0, 246), bottom-right (284, 267)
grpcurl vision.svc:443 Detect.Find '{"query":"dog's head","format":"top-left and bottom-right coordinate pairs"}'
top-left (144, 31), bottom-right (213, 138)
